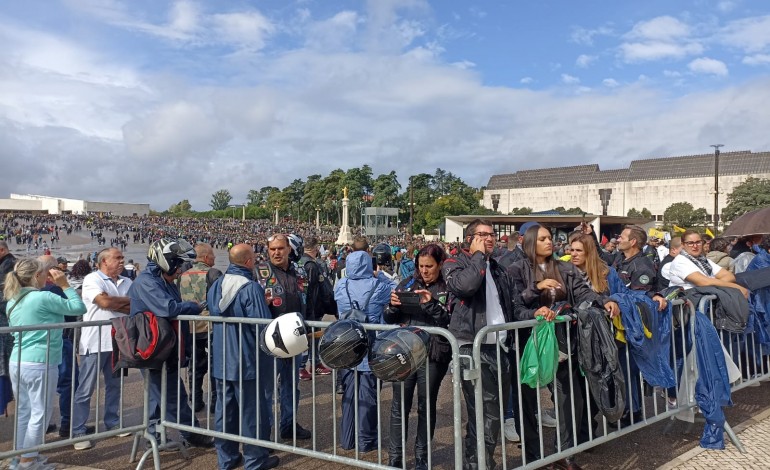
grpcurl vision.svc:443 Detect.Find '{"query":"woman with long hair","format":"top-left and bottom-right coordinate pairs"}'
top-left (4, 258), bottom-right (86, 469)
top-left (383, 244), bottom-right (451, 470)
top-left (509, 225), bottom-right (618, 469)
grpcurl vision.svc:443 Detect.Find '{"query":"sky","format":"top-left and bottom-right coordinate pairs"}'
top-left (1, 0), bottom-right (770, 211)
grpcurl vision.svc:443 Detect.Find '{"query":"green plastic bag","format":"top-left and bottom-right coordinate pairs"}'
top-left (520, 319), bottom-right (559, 388)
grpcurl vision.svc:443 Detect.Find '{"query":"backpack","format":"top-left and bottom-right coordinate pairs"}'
top-left (111, 311), bottom-right (181, 373)
top-left (399, 258), bottom-right (415, 280)
top-left (341, 280), bottom-right (380, 323)
top-left (298, 256), bottom-right (337, 317)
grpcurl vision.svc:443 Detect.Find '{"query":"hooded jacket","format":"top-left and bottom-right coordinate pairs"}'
top-left (207, 263), bottom-right (273, 381)
top-left (128, 262), bottom-right (202, 365)
top-left (707, 251), bottom-right (734, 273)
top-left (333, 251), bottom-right (396, 371)
top-left (443, 249), bottom-right (515, 344)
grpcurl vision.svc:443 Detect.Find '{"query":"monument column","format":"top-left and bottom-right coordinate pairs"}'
top-left (335, 187), bottom-right (353, 245)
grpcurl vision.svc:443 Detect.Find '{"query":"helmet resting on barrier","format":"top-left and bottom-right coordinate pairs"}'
top-left (147, 238), bottom-right (196, 275)
top-left (368, 327), bottom-right (429, 382)
top-left (318, 319), bottom-right (369, 369)
top-left (260, 312), bottom-right (309, 358)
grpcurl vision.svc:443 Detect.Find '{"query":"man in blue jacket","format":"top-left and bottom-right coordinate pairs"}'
top-left (207, 243), bottom-right (278, 470)
top-left (333, 245), bottom-right (396, 452)
top-left (127, 238), bottom-right (214, 449)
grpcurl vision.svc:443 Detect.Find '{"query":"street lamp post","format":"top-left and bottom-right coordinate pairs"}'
top-left (274, 204), bottom-right (280, 225)
top-left (315, 207), bottom-right (320, 229)
top-left (408, 176), bottom-right (414, 238)
top-left (711, 144), bottom-right (723, 235)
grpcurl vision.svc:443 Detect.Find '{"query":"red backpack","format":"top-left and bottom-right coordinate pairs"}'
top-left (111, 311), bottom-right (183, 373)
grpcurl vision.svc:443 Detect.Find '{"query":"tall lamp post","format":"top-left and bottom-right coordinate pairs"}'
top-left (711, 144), bottom-right (723, 235)
top-left (408, 176), bottom-right (414, 238)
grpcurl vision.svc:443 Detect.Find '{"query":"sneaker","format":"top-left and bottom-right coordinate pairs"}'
top-left (9, 457), bottom-right (19, 470)
top-left (298, 368), bottom-right (313, 381)
top-left (336, 384), bottom-right (344, 395)
top-left (73, 434), bottom-right (93, 450)
top-left (314, 365), bottom-right (332, 376)
top-left (17, 456), bottom-right (55, 470)
top-left (107, 425), bottom-right (132, 438)
top-left (280, 424), bottom-right (311, 440)
top-left (183, 432), bottom-right (215, 448)
top-left (538, 409), bottom-right (557, 428)
top-left (46, 424), bottom-right (57, 434)
top-left (260, 455), bottom-right (280, 470)
top-left (60, 425), bottom-right (94, 438)
top-left (504, 418), bottom-right (520, 442)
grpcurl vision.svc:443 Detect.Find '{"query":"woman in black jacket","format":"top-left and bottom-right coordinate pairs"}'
top-left (383, 244), bottom-right (451, 470)
top-left (508, 224), bottom-right (618, 469)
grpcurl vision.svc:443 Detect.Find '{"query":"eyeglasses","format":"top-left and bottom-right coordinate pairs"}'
top-left (683, 240), bottom-right (704, 247)
top-left (472, 232), bottom-right (496, 239)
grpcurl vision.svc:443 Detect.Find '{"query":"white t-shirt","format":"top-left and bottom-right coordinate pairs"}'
top-left (484, 261), bottom-right (507, 346)
top-left (79, 271), bottom-right (132, 355)
top-left (668, 255), bottom-right (722, 290)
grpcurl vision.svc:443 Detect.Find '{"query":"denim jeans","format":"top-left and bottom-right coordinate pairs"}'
top-left (264, 357), bottom-right (300, 433)
top-left (72, 352), bottom-right (122, 435)
top-left (10, 364), bottom-right (58, 458)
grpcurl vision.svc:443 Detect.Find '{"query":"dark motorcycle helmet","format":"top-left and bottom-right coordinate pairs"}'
top-left (147, 238), bottom-right (195, 275)
top-left (318, 319), bottom-right (369, 369)
top-left (372, 243), bottom-right (392, 267)
top-left (287, 234), bottom-right (304, 263)
top-left (368, 327), bottom-right (429, 382)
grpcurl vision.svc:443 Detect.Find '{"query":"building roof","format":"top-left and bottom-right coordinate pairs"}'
top-left (486, 150), bottom-right (770, 190)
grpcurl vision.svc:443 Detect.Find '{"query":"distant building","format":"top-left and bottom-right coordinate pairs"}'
top-left (0, 194), bottom-right (149, 217)
top-left (483, 150), bottom-right (770, 224)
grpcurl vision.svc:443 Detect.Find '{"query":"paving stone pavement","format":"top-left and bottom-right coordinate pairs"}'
top-left (659, 407), bottom-right (770, 470)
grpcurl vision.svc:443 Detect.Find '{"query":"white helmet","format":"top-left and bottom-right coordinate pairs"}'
top-left (147, 238), bottom-right (195, 274)
top-left (260, 312), bottom-right (309, 358)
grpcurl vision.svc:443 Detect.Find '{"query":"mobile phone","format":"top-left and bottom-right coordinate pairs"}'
top-left (396, 291), bottom-right (421, 306)
top-left (372, 256), bottom-right (377, 270)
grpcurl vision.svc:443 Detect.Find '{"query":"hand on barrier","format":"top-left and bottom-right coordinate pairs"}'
top-left (535, 306), bottom-right (556, 321)
top-left (652, 294), bottom-right (667, 311)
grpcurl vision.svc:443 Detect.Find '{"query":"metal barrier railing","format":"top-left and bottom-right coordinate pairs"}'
top-left (2, 294), bottom-right (764, 469)
top-left (168, 316), bottom-right (466, 470)
top-left (0, 320), bottom-right (159, 470)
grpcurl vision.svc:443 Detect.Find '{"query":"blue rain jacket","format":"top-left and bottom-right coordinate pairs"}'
top-left (747, 251), bottom-right (770, 348)
top-left (608, 267), bottom-right (676, 388)
top-left (207, 264), bottom-right (274, 382)
top-left (334, 251), bottom-right (397, 371)
top-left (694, 311), bottom-right (732, 449)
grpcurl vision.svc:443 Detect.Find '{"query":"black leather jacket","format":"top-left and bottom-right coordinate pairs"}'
top-left (442, 249), bottom-right (515, 344)
top-left (508, 258), bottom-right (610, 320)
top-left (383, 276), bottom-right (449, 327)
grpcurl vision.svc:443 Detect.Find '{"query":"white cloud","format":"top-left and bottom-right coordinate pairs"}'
top-left (602, 78), bottom-right (619, 87)
top-left (717, 1), bottom-right (738, 13)
top-left (561, 73), bottom-right (580, 84)
top-left (663, 70), bottom-right (682, 77)
top-left (688, 57), bottom-right (729, 76)
top-left (619, 16), bottom-right (703, 63)
top-left (520, 77), bottom-right (533, 84)
top-left (743, 54), bottom-right (770, 66)
top-left (451, 60), bottom-right (476, 70)
top-left (211, 11), bottom-right (275, 50)
top-left (626, 16), bottom-right (691, 41)
top-left (570, 25), bottom-right (613, 46)
top-left (719, 15), bottom-right (770, 53)
top-left (620, 41), bottom-right (703, 63)
top-left (576, 54), bottom-right (597, 68)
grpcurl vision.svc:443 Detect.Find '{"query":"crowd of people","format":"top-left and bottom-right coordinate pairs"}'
top-left (2, 211), bottom-right (769, 470)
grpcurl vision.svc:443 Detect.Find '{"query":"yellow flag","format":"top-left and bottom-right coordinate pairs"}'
top-left (672, 225), bottom-right (686, 233)
top-left (705, 228), bottom-right (715, 238)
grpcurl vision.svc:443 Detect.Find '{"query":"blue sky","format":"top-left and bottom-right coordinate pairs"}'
top-left (1, 0), bottom-right (769, 210)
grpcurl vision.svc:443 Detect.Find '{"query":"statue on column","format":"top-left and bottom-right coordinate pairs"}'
top-left (336, 187), bottom-right (353, 245)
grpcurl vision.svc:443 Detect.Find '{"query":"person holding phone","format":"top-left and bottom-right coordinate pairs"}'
top-left (383, 244), bottom-right (450, 469)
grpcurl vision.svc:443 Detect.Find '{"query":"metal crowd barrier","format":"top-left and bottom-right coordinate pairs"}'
top-left (0, 320), bottom-right (160, 470)
top-left (169, 316), bottom-right (465, 470)
top-left (471, 299), bottom-right (700, 470)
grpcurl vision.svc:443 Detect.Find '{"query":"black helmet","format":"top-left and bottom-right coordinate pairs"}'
top-left (147, 238), bottom-right (195, 275)
top-left (368, 327), bottom-right (429, 382)
top-left (318, 319), bottom-right (369, 369)
top-left (372, 243), bottom-right (392, 267)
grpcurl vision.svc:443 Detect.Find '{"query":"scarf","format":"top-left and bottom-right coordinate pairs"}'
top-left (682, 251), bottom-right (713, 277)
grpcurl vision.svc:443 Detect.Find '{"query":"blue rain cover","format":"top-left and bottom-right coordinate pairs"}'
top-left (694, 311), bottom-right (733, 449)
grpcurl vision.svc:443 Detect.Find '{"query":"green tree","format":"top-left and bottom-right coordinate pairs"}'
top-left (168, 199), bottom-right (193, 214)
top-left (664, 202), bottom-right (709, 228)
top-left (210, 189), bottom-right (232, 211)
top-left (627, 208), bottom-right (643, 218)
top-left (372, 171), bottom-right (401, 207)
top-left (247, 186), bottom-right (279, 207)
top-left (641, 208), bottom-right (653, 219)
top-left (723, 177), bottom-right (770, 223)
top-left (509, 207), bottom-right (533, 215)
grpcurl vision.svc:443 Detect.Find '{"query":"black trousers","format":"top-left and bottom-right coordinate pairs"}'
top-left (459, 344), bottom-right (510, 470)
top-left (388, 359), bottom-right (450, 464)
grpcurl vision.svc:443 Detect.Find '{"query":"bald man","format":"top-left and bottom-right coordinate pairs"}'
top-left (207, 243), bottom-right (279, 470)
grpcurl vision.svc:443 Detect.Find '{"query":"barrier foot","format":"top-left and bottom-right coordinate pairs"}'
top-left (724, 421), bottom-right (746, 453)
top-left (134, 432), bottom-right (162, 470)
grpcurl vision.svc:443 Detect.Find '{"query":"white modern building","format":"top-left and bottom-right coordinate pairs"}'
top-left (482, 150), bottom-right (770, 224)
top-left (0, 194), bottom-right (150, 216)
